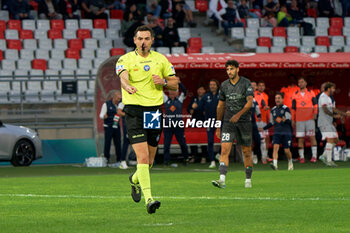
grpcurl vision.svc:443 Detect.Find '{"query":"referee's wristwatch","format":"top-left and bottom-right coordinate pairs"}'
top-left (163, 79), bottom-right (168, 87)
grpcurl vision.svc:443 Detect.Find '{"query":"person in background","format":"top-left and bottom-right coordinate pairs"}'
top-left (38, 0), bottom-right (63, 19)
top-left (116, 102), bottom-right (130, 169)
top-left (250, 81), bottom-right (262, 164)
top-left (221, 0), bottom-right (244, 38)
top-left (147, 17), bottom-right (163, 47)
top-left (162, 17), bottom-right (187, 51)
top-left (99, 91), bottom-right (122, 167)
top-left (81, 0), bottom-right (108, 19)
top-left (163, 79), bottom-right (190, 165)
top-left (58, 0), bottom-right (81, 19)
top-left (9, 0), bottom-right (33, 20)
top-left (106, 0), bottom-right (126, 10)
top-left (206, 0), bottom-right (227, 27)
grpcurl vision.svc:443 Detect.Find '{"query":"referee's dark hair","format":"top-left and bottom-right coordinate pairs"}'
top-left (275, 92), bottom-right (284, 99)
top-left (225, 60), bottom-right (239, 68)
top-left (324, 82), bottom-right (335, 91)
top-left (134, 25), bottom-right (155, 38)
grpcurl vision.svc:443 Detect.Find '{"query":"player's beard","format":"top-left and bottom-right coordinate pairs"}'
top-left (230, 70), bottom-right (237, 80)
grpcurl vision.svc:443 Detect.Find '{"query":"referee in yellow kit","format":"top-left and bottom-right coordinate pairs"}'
top-left (116, 25), bottom-right (179, 214)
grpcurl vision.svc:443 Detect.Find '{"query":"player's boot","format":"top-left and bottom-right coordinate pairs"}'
top-left (319, 155), bottom-right (327, 165)
top-left (129, 172), bottom-right (141, 203)
top-left (245, 179), bottom-right (252, 188)
top-left (310, 157), bottom-right (317, 163)
top-left (209, 161), bottom-right (216, 168)
top-left (288, 162), bottom-right (294, 171)
top-left (146, 198), bottom-right (161, 214)
top-left (327, 161), bottom-right (338, 167)
top-left (300, 158), bottom-right (305, 164)
top-left (211, 179), bottom-right (226, 189)
top-left (270, 163), bottom-right (278, 170)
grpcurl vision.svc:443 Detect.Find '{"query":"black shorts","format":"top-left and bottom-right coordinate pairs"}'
top-left (124, 105), bottom-right (162, 147)
top-left (272, 133), bottom-right (292, 149)
top-left (221, 121), bottom-right (252, 146)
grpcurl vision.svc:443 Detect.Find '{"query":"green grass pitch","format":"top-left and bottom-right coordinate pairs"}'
top-left (1, 162), bottom-right (350, 233)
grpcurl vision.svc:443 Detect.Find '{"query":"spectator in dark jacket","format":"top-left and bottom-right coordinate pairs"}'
top-left (9, 0), bottom-right (33, 20)
top-left (172, 3), bottom-right (186, 28)
top-left (238, 0), bottom-right (259, 19)
top-left (81, 0), bottom-right (108, 19)
top-left (58, 0), bottom-right (81, 19)
top-left (221, 0), bottom-right (244, 37)
top-left (162, 17), bottom-right (187, 50)
top-left (147, 17), bottom-right (163, 47)
top-left (318, 0), bottom-right (335, 17)
top-left (39, 0), bottom-right (63, 19)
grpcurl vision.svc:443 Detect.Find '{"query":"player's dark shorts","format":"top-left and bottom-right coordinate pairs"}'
top-left (124, 105), bottom-right (162, 147)
top-left (272, 132), bottom-right (292, 149)
top-left (221, 121), bottom-right (252, 146)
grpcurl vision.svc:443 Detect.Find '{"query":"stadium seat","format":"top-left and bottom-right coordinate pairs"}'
top-left (63, 29), bottom-right (77, 39)
top-left (1, 60), bottom-right (16, 70)
top-left (76, 69), bottom-right (90, 79)
top-left (5, 49), bottom-right (19, 60)
top-left (284, 46), bottom-right (299, 53)
top-left (343, 27), bottom-right (350, 37)
top-left (270, 46), bottom-right (284, 53)
top-left (81, 48), bottom-right (95, 59)
top-left (247, 18), bottom-right (259, 28)
top-left (23, 39), bottom-right (37, 49)
top-left (37, 20), bottom-right (50, 30)
top-left (347, 37), bottom-right (350, 45)
top-left (314, 46), bottom-right (328, 53)
top-left (65, 49), bottom-right (80, 59)
top-left (303, 17), bottom-right (316, 28)
top-left (96, 48), bottom-right (110, 59)
top-left (273, 37), bottom-right (286, 47)
top-left (113, 38), bottom-right (124, 48)
top-left (30, 69), bottom-right (44, 78)
top-left (256, 46), bottom-right (269, 53)
top-left (48, 59), bottom-right (63, 70)
top-left (35, 30), bottom-right (48, 39)
top-left (316, 36), bottom-right (330, 47)
top-left (7, 40), bottom-right (22, 50)
top-left (93, 58), bottom-right (105, 68)
top-left (329, 45), bottom-right (343, 52)
top-left (302, 36), bottom-right (316, 46)
top-left (14, 70), bottom-right (29, 79)
top-left (287, 37), bottom-right (301, 46)
top-left (84, 39), bottom-right (98, 49)
top-left (94, 19), bottom-right (107, 29)
top-left (258, 37), bottom-right (272, 47)
top-left (245, 28), bottom-right (259, 38)
top-left (188, 37), bottom-right (202, 49)
top-left (45, 69), bottom-right (60, 79)
top-left (315, 27), bottom-right (328, 36)
top-left (344, 45), bottom-right (350, 52)
top-left (259, 27), bottom-right (273, 38)
top-left (332, 36), bottom-right (345, 46)
top-left (38, 39), bottom-right (53, 50)
top-left (195, 0), bottom-right (208, 12)
top-left (22, 20), bottom-right (36, 30)
top-left (110, 48), bottom-right (125, 56)
top-left (344, 17), bottom-right (350, 27)
top-left (110, 10), bottom-right (124, 19)
top-left (98, 39), bottom-right (113, 49)
top-left (0, 39), bottom-right (6, 50)
top-left (48, 29), bottom-right (63, 39)
top-left (186, 47), bottom-right (201, 53)
top-left (68, 39), bottom-right (83, 50)
top-left (51, 19), bottom-right (65, 30)
top-left (106, 29), bottom-right (119, 39)
top-left (243, 37), bottom-right (257, 48)
top-left (109, 19), bottom-right (121, 30)
top-left (156, 47), bottom-right (170, 54)
top-left (92, 29), bottom-right (105, 39)
top-left (65, 19), bottom-right (79, 30)
top-left (36, 49), bottom-right (50, 60)
top-left (171, 46), bottom-right (185, 54)
top-left (63, 59), bottom-right (78, 70)
top-left (77, 29), bottom-right (91, 39)
top-left (54, 39), bottom-right (68, 49)
top-left (0, 31), bottom-right (3, 39)
top-left (32, 59), bottom-right (47, 70)
top-left (307, 8), bottom-right (317, 18)
top-left (0, 20), bottom-right (5, 31)
top-left (5, 30), bottom-right (19, 39)
top-left (0, 50), bottom-right (3, 60)
top-left (78, 59), bottom-right (93, 69)
top-left (231, 28), bottom-right (245, 39)
top-left (0, 10), bottom-right (9, 21)
top-left (0, 70), bottom-right (13, 79)
top-left (8, 20), bottom-right (21, 30)
top-left (80, 19), bottom-right (93, 30)
top-left (329, 27), bottom-right (342, 36)
top-left (20, 30), bottom-right (34, 39)
top-left (50, 49), bottom-right (65, 59)
top-left (330, 17), bottom-right (343, 28)
top-left (316, 17), bottom-right (330, 28)
top-left (178, 28), bottom-right (191, 42)
top-left (201, 46), bottom-right (215, 53)
top-left (287, 27), bottom-right (300, 38)
top-left (273, 27), bottom-right (286, 37)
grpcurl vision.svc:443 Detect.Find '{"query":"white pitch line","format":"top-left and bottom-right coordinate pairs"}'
top-left (143, 223), bottom-right (174, 227)
top-left (0, 193), bottom-right (350, 201)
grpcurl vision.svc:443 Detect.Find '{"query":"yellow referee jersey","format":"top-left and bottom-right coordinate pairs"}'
top-left (116, 50), bottom-right (175, 106)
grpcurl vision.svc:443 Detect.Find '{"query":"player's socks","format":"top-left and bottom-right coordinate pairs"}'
top-left (311, 146), bottom-right (317, 158)
top-left (261, 139), bottom-right (267, 158)
top-left (137, 164), bottom-right (153, 204)
top-left (325, 143), bottom-right (334, 163)
top-left (132, 170), bottom-right (138, 184)
top-left (219, 162), bottom-right (227, 182)
top-left (273, 160), bottom-right (278, 167)
top-left (298, 148), bottom-right (304, 159)
top-left (245, 166), bottom-right (253, 179)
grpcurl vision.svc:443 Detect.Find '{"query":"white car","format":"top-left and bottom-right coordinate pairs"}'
top-left (0, 121), bottom-right (43, 166)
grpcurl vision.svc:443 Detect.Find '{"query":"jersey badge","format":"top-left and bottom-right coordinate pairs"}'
top-left (144, 65), bottom-right (150, 71)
